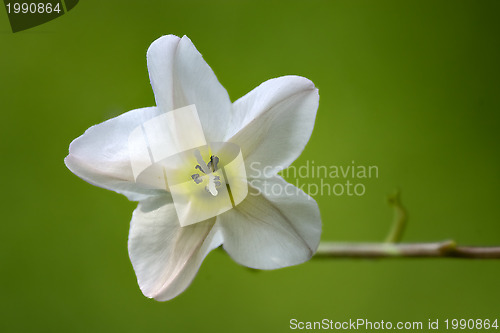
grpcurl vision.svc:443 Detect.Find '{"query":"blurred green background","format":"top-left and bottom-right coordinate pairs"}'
top-left (1, 1), bottom-right (499, 332)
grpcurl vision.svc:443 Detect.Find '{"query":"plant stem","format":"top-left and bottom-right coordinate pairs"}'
top-left (314, 241), bottom-right (500, 259)
top-left (385, 190), bottom-right (408, 243)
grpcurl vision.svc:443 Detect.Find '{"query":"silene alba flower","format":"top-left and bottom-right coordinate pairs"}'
top-left (65, 35), bottom-right (321, 301)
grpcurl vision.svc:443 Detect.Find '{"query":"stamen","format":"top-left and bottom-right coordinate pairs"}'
top-left (191, 174), bottom-right (202, 184)
top-left (193, 149), bottom-right (209, 174)
top-left (213, 175), bottom-right (221, 187)
top-left (206, 174), bottom-right (219, 196)
top-left (191, 150), bottom-right (222, 197)
top-left (207, 155), bottom-right (219, 172)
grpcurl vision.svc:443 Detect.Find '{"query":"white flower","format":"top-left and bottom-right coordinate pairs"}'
top-left (65, 35), bottom-right (321, 301)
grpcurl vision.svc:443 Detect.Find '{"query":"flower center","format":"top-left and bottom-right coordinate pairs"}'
top-left (191, 149), bottom-right (222, 196)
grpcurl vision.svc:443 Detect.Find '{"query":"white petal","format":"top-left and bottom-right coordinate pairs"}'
top-left (226, 76), bottom-right (319, 177)
top-left (128, 196), bottom-right (222, 301)
top-left (218, 176), bottom-right (321, 269)
top-left (147, 35), bottom-right (232, 142)
top-left (65, 106), bottom-right (166, 201)
top-left (146, 35), bottom-right (181, 112)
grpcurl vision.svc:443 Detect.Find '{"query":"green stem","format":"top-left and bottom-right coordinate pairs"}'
top-left (314, 241), bottom-right (500, 259)
top-left (385, 190), bottom-right (408, 243)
